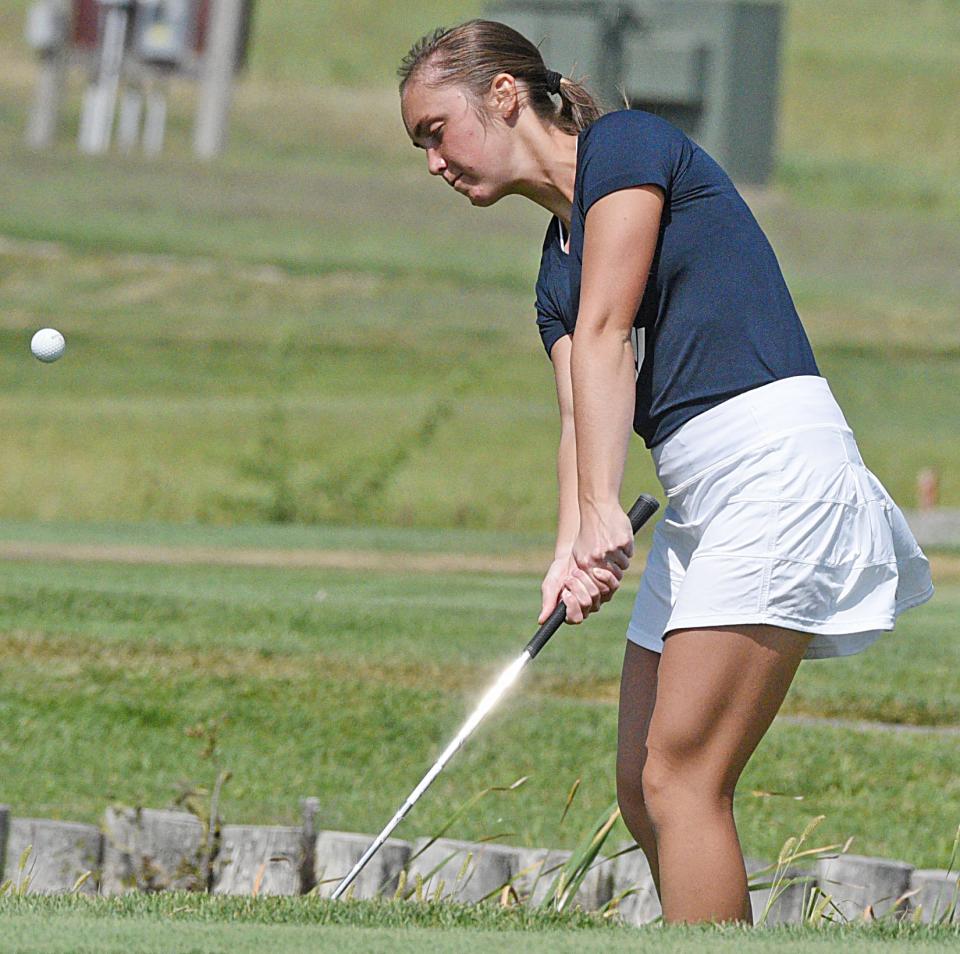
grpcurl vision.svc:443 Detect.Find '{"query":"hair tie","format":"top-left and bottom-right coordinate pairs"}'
top-left (545, 69), bottom-right (563, 95)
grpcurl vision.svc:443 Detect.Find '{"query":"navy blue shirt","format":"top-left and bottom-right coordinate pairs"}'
top-left (535, 109), bottom-right (819, 448)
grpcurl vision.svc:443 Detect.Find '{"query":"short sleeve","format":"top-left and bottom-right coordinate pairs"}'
top-left (534, 219), bottom-right (571, 357)
top-left (536, 306), bottom-right (567, 357)
top-left (577, 111), bottom-right (683, 217)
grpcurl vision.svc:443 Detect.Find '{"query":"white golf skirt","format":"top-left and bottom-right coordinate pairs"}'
top-left (627, 376), bottom-right (934, 660)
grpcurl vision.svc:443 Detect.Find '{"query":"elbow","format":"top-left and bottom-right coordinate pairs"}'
top-left (574, 311), bottom-right (634, 345)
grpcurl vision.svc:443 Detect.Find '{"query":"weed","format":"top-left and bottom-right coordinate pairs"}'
top-left (400, 776), bottom-right (529, 903)
top-left (749, 815), bottom-right (851, 926)
top-left (541, 802), bottom-right (621, 914)
top-left (914, 825), bottom-right (960, 926)
top-left (0, 843), bottom-right (35, 897)
top-left (177, 715), bottom-right (232, 891)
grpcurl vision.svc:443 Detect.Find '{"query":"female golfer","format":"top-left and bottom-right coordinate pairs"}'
top-left (399, 20), bottom-right (933, 924)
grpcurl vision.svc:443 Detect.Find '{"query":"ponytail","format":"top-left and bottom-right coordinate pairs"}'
top-left (554, 76), bottom-right (605, 135)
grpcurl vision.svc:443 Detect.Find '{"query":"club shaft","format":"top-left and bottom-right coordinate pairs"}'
top-left (330, 650), bottom-right (531, 899)
top-left (329, 494), bottom-right (659, 900)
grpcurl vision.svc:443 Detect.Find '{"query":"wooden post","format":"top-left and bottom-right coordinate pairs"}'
top-left (0, 805), bottom-right (9, 879)
top-left (917, 468), bottom-right (940, 512)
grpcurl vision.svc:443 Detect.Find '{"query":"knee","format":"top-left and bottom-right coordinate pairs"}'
top-left (642, 753), bottom-right (702, 829)
top-left (641, 750), bottom-right (732, 825)
top-left (639, 753), bottom-right (672, 824)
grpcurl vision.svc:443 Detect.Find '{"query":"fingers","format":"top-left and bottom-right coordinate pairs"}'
top-left (605, 547), bottom-right (632, 571)
top-left (540, 558), bottom-right (573, 623)
top-left (550, 533), bottom-right (632, 626)
top-left (539, 580), bottom-right (561, 624)
top-left (590, 566), bottom-right (621, 603)
top-left (539, 594), bottom-right (558, 625)
top-left (560, 586), bottom-right (585, 624)
top-left (599, 561), bottom-right (623, 583)
top-left (562, 567), bottom-right (603, 624)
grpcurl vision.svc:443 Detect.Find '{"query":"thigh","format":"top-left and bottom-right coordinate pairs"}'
top-left (647, 625), bottom-right (812, 796)
top-left (616, 641), bottom-right (662, 787)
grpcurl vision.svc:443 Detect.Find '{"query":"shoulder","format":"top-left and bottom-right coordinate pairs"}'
top-left (576, 110), bottom-right (689, 205)
top-left (579, 109), bottom-right (686, 152)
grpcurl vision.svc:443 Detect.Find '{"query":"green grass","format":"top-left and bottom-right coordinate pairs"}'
top-left (780, 1), bottom-right (960, 215)
top-left (0, 8), bottom-right (955, 943)
top-left (1, 895), bottom-right (959, 952)
top-left (0, 554), bottom-right (956, 867)
top-left (0, 236), bottom-right (956, 527)
top-left (0, 5), bottom-right (956, 527)
top-left (0, 514), bottom-right (551, 554)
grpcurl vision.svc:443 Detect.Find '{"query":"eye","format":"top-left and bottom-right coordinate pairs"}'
top-left (411, 122), bottom-right (443, 150)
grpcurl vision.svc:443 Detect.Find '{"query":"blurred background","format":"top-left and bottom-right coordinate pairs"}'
top-left (0, 0), bottom-right (957, 532)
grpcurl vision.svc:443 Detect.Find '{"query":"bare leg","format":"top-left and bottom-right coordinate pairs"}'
top-left (642, 624), bottom-right (812, 924)
top-left (616, 642), bottom-right (662, 891)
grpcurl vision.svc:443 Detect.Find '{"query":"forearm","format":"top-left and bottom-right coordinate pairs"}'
top-left (554, 420), bottom-right (580, 558)
top-left (569, 325), bottom-right (635, 514)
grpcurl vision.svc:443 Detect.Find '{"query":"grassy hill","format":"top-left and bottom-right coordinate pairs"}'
top-left (0, 1), bottom-right (955, 531)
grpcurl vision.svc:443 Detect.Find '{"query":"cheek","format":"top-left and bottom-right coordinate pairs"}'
top-left (452, 124), bottom-right (495, 170)
top-left (478, 135), bottom-right (511, 178)
top-left (452, 130), bottom-right (482, 166)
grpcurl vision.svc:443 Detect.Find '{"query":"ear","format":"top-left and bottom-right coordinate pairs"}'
top-left (488, 72), bottom-right (520, 120)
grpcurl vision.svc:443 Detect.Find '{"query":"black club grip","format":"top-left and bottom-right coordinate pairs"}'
top-left (524, 494), bottom-right (660, 660)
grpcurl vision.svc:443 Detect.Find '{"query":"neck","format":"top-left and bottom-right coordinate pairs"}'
top-left (511, 123), bottom-right (579, 228)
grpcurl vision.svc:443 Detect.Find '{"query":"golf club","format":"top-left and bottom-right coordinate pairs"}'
top-left (330, 493), bottom-right (660, 900)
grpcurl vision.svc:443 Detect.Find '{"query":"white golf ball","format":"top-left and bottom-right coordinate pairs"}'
top-left (31, 328), bottom-right (66, 363)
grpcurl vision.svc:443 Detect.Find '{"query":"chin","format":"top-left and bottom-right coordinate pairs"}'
top-left (467, 186), bottom-right (503, 208)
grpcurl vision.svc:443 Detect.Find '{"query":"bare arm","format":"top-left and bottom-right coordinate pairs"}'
top-left (568, 185), bottom-right (664, 606)
top-left (538, 335), bottom-right (580, 624)
top-left (549, 334), bottom-right (579, 559)
top-left (573, 185), bottom-right (662, 510)
top-left (539, 332), bottom-right (626, 624)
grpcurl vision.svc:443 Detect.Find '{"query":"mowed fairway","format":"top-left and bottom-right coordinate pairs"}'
top-left (0, 531), bottom-right (958, 870)
top-left (3, 896), bottom-right (960, 953)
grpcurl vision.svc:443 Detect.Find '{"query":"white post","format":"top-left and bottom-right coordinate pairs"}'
top-left (25, 0), bottom-right (70, 149)
top-left (193, 0), bottom-right (243, 159)
top-left (27, 50), bottom-right (69, 149)
top-left (116, 87), bottom-right (143, 153)
top-left (78, 1), bottom-right (132, 155)
top-left (143, 81), bottom-right (168, 157)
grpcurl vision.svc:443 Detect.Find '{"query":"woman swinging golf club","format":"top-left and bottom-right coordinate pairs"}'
top-left (399, 20), bottom-right (933, 924)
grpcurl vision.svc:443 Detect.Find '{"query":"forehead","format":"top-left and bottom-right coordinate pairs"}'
top-left (401, 78), bottom-right (473, 140)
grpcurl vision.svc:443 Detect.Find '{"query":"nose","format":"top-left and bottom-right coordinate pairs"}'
top-left (426, 146), bottom-right (446, 177)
